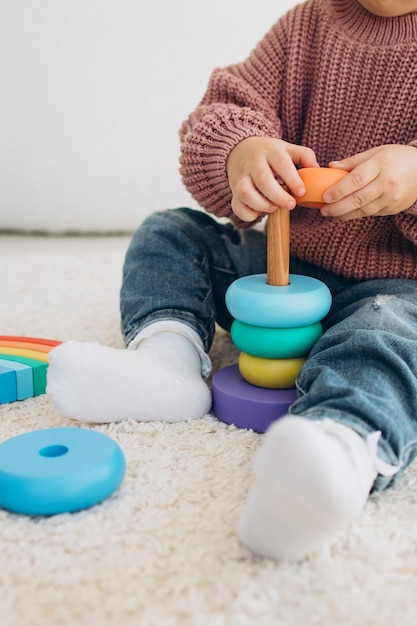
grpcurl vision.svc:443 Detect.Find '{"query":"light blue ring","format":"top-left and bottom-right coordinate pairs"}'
top-left (231, 320), bottom-right (323, 358)
top-left (226, 274), bottom-right (332, 328)
top-left (0, 428), bottom-right (126, 516)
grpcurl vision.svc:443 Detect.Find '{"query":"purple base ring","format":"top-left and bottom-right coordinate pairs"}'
top-left (212, 364), bottom-right (297, 433)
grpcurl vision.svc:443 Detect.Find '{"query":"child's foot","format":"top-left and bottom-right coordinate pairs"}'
top-left (46, 332), bottom-right (212, 423)
top-left (238, 417), bottom-right (383, 561)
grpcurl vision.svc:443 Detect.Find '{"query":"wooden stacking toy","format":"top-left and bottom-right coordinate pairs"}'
top-left (0, 336), bottom-right (61, 404)
top-left (212, 167), bottom-right (348, 432)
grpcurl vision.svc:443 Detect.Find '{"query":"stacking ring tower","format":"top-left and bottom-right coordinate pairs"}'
top-left (212, 167), bottom-right (347, 432)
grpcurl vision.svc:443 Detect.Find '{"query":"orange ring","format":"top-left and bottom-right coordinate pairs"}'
top-left (295, 167), bottom-right (349, 208)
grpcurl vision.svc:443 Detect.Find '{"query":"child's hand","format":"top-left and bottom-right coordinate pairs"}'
top-left (226, 137), bottom-right (319, 222)
top-left (321, 145), bottom-right (417, 222)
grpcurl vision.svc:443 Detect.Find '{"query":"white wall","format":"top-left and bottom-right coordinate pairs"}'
top-left (0, 0), bottom-right (299, 233)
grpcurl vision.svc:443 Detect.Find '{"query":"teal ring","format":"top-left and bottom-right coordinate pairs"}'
top-left (226, 274), bottom-right (332, 328)
top-left (231, 320), bottom-right (323, 358)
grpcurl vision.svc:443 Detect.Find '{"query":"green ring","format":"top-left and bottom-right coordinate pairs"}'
top-left (231, 320), bottom-right (323, 358)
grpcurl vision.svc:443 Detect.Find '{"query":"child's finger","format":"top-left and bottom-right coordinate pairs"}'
top-left (231, 198), bottom-right (264, 222)
top-left (268, 152), bottom-right (308, 199)
top-left (233, 175), bottom-right (281, 214)
top-left (251, 170), bottom-right (296, 210)
top-left (321, 179), bottom-right (384, 219)
top-left (323, 162), bottom-right (379, 205)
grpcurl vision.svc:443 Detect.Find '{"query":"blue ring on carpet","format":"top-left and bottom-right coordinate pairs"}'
top-left (0, 428), bottom-right (126, 515)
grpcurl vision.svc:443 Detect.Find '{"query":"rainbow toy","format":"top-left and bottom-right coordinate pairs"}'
top-left (0, 336), bottom-right (61, 405)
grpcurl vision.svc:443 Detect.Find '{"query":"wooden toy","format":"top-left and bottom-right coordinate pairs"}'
top-left (0, 354), bottom-right (48, 396)
top-left (212, 364), bottom-right (297, 432)
top-left (0, 336), bottom-right (61, 346)
top-left (238, 352), bottom-right (307, 389)
top-left (0, 339), bottom-right (51, 353)
top-left (212, 167), bottom-right (347, 432)
top-left (0, 365), bottom-right (16, 404)
top-left (0, 359), bottom-right (33, 400)
top-left (231, 320), bottom-right (323, 359)
top-left (295, 167), bottom-right (348, 208)
top-left (0, 336), bottom-right (61, 404)
top-left (0, 428), bottom-right (126, 515)
top-left (226, 273), bottom-right (331, 327)
top-left (0, 346), bottom-right (49, 362)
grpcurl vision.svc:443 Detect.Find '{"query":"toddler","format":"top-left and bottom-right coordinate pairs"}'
top-left (47, 0), bottom-right (417, 560)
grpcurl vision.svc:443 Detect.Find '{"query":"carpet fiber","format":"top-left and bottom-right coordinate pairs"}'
top-left (1, 234), bottom-right (417, 626)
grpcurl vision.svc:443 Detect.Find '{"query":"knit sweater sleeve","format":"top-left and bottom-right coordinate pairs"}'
top-left (406, 139), bottom-right (417, 217)
top-left (392, 140), bottom-right (417, 243)
top-left (179, 18), bottom-right (289, 225)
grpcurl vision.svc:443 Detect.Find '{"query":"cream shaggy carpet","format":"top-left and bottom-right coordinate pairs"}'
top-left (1, 234), bottom-right (417, 626)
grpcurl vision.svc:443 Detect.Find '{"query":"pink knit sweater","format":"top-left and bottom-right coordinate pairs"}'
top-left (179, 0), bottom-right (417, 281)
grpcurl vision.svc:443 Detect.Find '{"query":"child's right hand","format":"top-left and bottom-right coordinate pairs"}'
top-left (226, 136), bottom-right (319, 222)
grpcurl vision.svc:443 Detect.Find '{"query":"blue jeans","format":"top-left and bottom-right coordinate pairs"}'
top-left (121, 208), bottom-right (417, 491)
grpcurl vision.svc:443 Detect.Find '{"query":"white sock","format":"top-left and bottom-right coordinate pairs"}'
top-left (46, 322), bottom-right (212, 423)
top-left (238, 416), bottom-right (399, 561)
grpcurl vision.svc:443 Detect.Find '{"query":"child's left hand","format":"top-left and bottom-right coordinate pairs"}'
top-left (320, 144), bottom-right (417, 222)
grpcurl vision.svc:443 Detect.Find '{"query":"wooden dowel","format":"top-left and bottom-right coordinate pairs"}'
top-left (267, 207), bottom-right (290, 286)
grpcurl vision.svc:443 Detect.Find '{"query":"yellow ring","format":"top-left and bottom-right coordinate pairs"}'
top-left (238, 352), bottom-right (306, 389)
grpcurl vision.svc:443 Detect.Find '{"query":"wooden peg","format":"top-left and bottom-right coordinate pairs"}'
top-left (267, 206), bottom-right (290, 286)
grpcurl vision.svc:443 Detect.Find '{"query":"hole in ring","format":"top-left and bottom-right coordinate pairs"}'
top-left (39, 445), bottom-right (69, 458)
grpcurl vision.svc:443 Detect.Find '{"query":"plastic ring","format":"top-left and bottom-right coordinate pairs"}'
top-left (212, 364), bottom-right (297, 433)
top-left (226, 274), bottom-right (331, 328)
top-left (295, 167), bottom-right (349, 208)
top-left (231, 320), bottom-right (322, 358)
top-left (0, 428), bottom-right (126, 515)
top-left (238, 352), bottom-right (306, 389)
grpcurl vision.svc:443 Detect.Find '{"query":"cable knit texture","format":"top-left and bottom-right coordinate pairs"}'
top-left (179, 0), bottom-right (417, 281)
